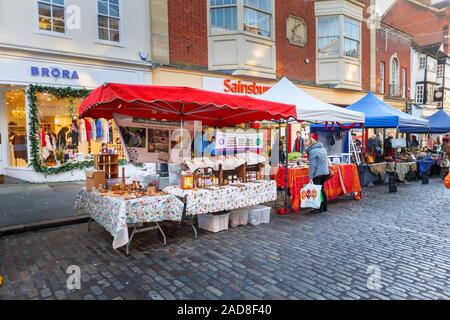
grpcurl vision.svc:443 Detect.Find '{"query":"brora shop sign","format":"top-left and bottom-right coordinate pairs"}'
top-left (31, 66), bottom-right (79, 80)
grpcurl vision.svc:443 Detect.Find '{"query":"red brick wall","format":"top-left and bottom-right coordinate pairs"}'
top-left (275, 0), bottom-right (316, 83)
top-left (382, 0), bottom-right (450, 52)
top-left (376, 29), bottom-right (411, 98)
top-left (361, 0), bottom-right (371, 91)
top-left (167, 0), bottom-right (372, 91)
top-left (168, 0), bottom-right (208, 67)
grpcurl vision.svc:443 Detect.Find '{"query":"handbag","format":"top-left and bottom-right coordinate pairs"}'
top-left (300, 182), bottom-right (322, 209)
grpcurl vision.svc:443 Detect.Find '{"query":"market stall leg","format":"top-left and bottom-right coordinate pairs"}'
top-left (125, 222), bottom-right (167, 256)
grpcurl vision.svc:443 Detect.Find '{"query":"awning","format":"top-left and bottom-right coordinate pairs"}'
top-left (79, 83), bottom-right (296, 127)
top-left (260, 77), bottom-right (365, 123)
top-left (402, 109), bottom-right (450, 133)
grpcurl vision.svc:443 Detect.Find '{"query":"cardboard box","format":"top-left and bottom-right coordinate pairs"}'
top-left (86, 170), bottom-right (106, 192)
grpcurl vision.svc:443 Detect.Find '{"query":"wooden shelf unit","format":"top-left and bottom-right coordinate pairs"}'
top-left (94, 154), bottom-right (119, 179)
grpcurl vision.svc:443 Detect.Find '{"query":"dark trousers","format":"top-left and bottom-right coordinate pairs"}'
top-left (313, 175), bottom-right (328, 212)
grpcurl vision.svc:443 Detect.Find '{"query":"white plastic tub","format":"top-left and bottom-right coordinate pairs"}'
top-left (248, 210), bottom-right (261, 226)
top-left (198, 213), bottom-right (230, 233)
top-left (229, 208), bottom-right (249, 227)
top-left (250, 205), bottom-right (271, 224)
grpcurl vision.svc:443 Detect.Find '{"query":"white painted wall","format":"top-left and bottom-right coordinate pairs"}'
top-left (0, 0), bottom-right (151, 65)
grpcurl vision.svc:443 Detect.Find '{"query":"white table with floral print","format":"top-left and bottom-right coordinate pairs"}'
top-left (75, 190), bottom-right (184, 249)
top-left (164, 180), bottom-right (277, 216)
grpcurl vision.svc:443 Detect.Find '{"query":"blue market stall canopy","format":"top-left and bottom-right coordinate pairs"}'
top-left (312, 92), bottom-right (429, 130)
top-left (401, 109), bottom-right (450, 134)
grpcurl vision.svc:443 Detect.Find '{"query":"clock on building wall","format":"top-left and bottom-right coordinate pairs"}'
top-left (286, 16), bottom-right (307, 47)
top-left (434, 89), bottom-right (444, 102)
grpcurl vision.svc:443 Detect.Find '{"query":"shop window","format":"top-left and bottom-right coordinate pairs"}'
top-left (98, 0), bottom-right (120, 42)
top-left (243, 0), bottom-right (272, 37)
top-left (35, 93), bottom-right (119, 167)
top-left (38, 0), bottom-right (65, 34)
top-left (6, 89), bottom-right (28, 167)
top-left (317, 16), bottom-right (340, 57)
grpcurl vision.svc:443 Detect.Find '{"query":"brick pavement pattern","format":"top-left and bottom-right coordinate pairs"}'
top-left (0, 179), bottom-right (449, 300)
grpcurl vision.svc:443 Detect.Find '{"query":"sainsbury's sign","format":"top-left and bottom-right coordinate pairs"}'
top-left (203, 77), bottom-right (271, 96)
top-left (223, 79), bottom-right (271, 95)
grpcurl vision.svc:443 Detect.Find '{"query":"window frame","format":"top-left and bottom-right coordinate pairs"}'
top-left (35, 0), bottom-right (69, 38)
top-left (209, 0), bottom-right (238, 35)
top-left (316, 15), bottom-right (361, 61)
top-left (317, 15), bottom-right (341, 58)
top-left (208, 0), bottom-right (275, 41)
top-left (96, 0), bottom-right (124, 46)
top-left (416, 84), bottom-right (424, 104)
top-left (343, 16), bottom-right (361, 60)
top-left (243, 0), bottom-right (273, 38)
top-left (437, 64), bottom-right (444, 78)
top-left (419, 56), bottom-right (426, 70)
top-left (380, 62), bottom-right (385, 94)
top-left (402, 67), bottom-right (407, 98)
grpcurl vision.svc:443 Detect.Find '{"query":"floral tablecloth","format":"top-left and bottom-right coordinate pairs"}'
top-left (75, 190), bottom-right (184, 249)
top-left (164, 181), bottom-right (277, 216)
top-left (275, 164), bottom-right (362, 211)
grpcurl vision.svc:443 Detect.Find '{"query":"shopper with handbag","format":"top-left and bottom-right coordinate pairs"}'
top-left (305, 136), bottom-right (330, 213)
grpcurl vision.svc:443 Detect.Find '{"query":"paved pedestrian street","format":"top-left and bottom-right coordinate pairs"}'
top-left (0, 178), bottom-right (449, 300)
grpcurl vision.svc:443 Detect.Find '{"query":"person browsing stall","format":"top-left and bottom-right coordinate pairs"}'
top-left (305, 136), bottom-right (330, 214)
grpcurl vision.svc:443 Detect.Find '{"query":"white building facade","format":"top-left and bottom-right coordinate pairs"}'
top-left (0, 0), bottom-right (152, 182)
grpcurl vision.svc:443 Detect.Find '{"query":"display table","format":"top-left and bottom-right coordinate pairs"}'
top-left (416, 158), bottom-right (435, 177)
top-left (275, 164), bottom-right (362, 211)
top-left (359, 164), bottom-right (384, 187)
top-left (386, 162), bottom-right (417, 182)
top-left (75, 190), bottom-right (184, 253)
top-left (164, 181), bottom-right (277, 216)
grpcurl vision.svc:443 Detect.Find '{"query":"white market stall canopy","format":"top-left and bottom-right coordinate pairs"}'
top-left (260, 77), bottom-right (365, 124)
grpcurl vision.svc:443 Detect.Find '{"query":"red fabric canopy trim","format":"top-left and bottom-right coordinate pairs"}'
top-left (79, 83), bottom-right (296, 127)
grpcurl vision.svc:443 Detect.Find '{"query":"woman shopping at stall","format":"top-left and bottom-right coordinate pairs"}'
top-left (305, 136), bottom-right (330, 214)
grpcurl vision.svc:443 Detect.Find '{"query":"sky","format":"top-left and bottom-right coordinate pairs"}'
top-left (375, 0), bottom-right (396, 15)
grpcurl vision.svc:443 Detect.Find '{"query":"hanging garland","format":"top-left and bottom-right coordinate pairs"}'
top-left (26, 84), bottom-right (137, 175)
top-left (27, 85), bottom-right (91, 175)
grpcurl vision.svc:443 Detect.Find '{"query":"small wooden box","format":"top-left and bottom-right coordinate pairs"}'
top-left (86, 170), bottom-right (106, 192)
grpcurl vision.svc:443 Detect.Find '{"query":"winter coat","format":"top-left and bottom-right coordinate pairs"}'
top-left (306, 142), bottom-right (330, 179)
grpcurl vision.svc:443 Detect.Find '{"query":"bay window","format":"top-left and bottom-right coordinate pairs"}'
top-left (38, 0), bottom-right (65, 34)
top-left (209, 0), bottom-right (273, 38)
top-left (98, 0), bottom-right (121, 43)
top-left (210, 0), bottom-right (237, 33)
top-left (208, 0), bottom-right (276, 79)
top-left (317, 16), bottom-right (340, 57)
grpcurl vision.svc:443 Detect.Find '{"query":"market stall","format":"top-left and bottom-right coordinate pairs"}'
top-left (75, 190), bottom-right (184, 254)
top-left (260, 78), bottom-right (365, 213)
top-left (402, 110), bottom-right (450, 179)
top-left (77, 84), bottom-right (296, 252)
top-left (274, 164), bottom-right (361, 212)
top-left (311, 93), bottom-right (430, 187)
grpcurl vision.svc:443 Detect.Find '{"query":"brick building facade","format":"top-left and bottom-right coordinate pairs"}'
top-left (163, 0), bottom-right (374, 93)
top-left (375, 24), bottom-right (412, 103)
top-left (382, 0), bottom-right (450, 53)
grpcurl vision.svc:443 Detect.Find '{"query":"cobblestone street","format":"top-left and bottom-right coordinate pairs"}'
top-left (1, 179), bottom-right (449, 300)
